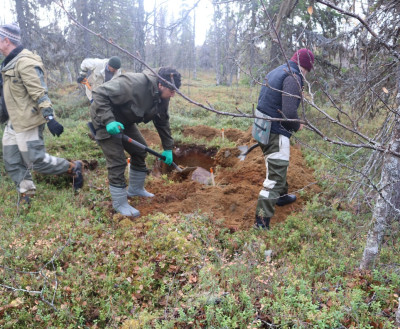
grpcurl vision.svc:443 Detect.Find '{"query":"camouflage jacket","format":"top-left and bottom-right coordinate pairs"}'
top-left (90, 69), bottom-right (173, 150)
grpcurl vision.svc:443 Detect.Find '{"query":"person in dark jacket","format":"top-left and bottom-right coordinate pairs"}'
top-left (90, 67), bottom-right (181, 217)
top-left (254, 48), bottom-right (314, 229)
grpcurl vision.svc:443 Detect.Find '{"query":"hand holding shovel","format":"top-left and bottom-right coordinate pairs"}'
top-left (120, 134), bottom-right (183, 172)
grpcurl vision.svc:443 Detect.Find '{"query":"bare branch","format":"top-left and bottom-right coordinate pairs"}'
top-left (316, 0), bottom-right (400, 61)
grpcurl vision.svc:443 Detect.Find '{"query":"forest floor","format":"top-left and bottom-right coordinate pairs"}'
top-left (1, 73), bottom-right (399, 328)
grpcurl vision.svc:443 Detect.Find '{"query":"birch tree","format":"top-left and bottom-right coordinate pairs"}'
top-left (313, 0), bottom-right (400, 270)
top-left (360, 103), bottom-right (400, 269)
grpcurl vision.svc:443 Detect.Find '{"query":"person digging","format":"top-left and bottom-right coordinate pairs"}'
top-left (90, 67), bottom-right (181, 217)
top-left (77, 56), bottom-right (122, 103)
top-left (254, 48), bottom-right (314, 229)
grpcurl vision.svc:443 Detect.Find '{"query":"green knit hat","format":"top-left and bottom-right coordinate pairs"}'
top-left (108, 56), bottom-right (121, 69)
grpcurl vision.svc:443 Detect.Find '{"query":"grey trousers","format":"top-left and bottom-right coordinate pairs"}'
top-left (97, 123), bottom-right (148, 188)
top-left (256, 133), bottom-right (290, 218)
top-left (2, 123), bottom-right (70, 194)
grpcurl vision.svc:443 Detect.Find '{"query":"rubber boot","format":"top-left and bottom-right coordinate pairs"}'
top-left (109, 185), bottom-right (140, 217)
top-left (255, 216), bottom-right (270, 229)
top-left (127, 170), bottom-right (154, 198)
top-left (276, 194), bottom-right (296, 206)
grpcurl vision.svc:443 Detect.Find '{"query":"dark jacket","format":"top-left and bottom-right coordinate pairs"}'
top-left (257, 61), bottom-right (303, 138)
top-left (90, 69), bottom-right (173, 150)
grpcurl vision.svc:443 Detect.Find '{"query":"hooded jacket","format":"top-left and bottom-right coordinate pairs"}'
top-left (1, 48), bottom-right (52, 132)
top-left (90, 69), bottom-right (173, 150)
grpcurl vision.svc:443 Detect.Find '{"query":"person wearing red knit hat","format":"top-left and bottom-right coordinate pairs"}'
top-left (290, 48), bottom-right (314, 73)
top-left (253, 48), bottom-right (314, 229)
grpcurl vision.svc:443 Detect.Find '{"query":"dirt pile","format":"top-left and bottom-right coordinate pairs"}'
top-left (132, 126), bottom-right (319, 230)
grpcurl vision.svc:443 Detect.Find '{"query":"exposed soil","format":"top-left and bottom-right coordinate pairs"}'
top-left (128, 126), bottom-right (320, 230)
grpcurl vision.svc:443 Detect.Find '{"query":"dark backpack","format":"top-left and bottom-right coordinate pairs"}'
top-left (0, 74), bottom-right (9, 124)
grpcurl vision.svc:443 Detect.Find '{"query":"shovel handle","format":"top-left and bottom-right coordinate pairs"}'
top-left (121, 134), bottom-right (182, 172)
top-left (246, 143), bottom-right (259, 155)
top-left (122, 134), bottom-right (165, 159)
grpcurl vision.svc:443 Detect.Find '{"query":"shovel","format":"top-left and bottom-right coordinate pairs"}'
top-left (237, 143), bottom-right (259, 161)
top-left (121, 134), bottom-right (196, 174)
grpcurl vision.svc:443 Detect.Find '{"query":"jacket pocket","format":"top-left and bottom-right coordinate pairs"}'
top-left (90, 112), bottom-right (111, 140)
top-left (95, 127), bottom-right (112, 140)
top-left (4, 70), bottom-right (15, 78)
top-left (6, 70), bottom-right (25, 93)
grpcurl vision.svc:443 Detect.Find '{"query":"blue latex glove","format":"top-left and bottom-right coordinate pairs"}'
top-left (106, 121), bottom-right (124, 135)
top-left (161, 150), bottom-right (173, 165)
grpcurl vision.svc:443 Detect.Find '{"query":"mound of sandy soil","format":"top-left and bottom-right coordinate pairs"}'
top-left (130, 126), bottom-right (319, 230)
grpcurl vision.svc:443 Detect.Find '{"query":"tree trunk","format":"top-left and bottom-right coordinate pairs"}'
top-left (134, 0), bottom-right (146, 72)
top-left (81, 0), bottom-right (91, 56)
top-left (14, 0), bottom-right (29, 48)
top-left (223, 5), bottom-right (230, 86)
top-left (269, 0), bottom-right (298, 67)
top-left (360, 67), bottom-right (400, 270)
top-left (249, 0), bottom-right (257, 85)
top-left (192, 9), bottom-right (197, 80)
top-left (214, 4), bottom-right (221, 85)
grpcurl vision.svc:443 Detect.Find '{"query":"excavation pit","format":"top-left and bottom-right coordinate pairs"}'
top-left (152, 144), bottom-right (218, 184)
top-left (129, 126), bottom-right (320, 230)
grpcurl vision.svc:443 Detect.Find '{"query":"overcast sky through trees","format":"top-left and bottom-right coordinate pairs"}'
top-left (1, 0), bottom-right (213, 46)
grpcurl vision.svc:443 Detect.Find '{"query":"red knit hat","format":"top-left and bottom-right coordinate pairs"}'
top-left (290, 48), bottom-right (314, 72)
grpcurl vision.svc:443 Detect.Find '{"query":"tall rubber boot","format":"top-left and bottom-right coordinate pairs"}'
top-left (255, 216), bottom-right (270, 229)
top-left (127, 169), bottom-right (154, 198)
top-left (109, 185), bottom-right (140, 217)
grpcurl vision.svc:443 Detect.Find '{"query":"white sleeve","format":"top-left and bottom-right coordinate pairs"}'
top-left (79, 58), bottom-right (104, 75)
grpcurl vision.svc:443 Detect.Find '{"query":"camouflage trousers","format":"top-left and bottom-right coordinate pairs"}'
top-left (256, 133), bottom-right (290, 219)
top-left (2, 123), bottom-right (70, 194)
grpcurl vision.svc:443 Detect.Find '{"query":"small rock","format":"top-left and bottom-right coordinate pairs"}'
top-left (191, 167), bottom-right (212, 185)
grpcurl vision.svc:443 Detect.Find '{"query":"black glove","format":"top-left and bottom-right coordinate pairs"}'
top-left (46, 117), bottom-right (64, 137)
top-left (77, 75), bottom-right (85, 84)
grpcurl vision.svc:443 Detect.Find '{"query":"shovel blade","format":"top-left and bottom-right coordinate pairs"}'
top-left (179, 166), bottom-right (197, 174)
top-left (237, 143), bottom-right (259, 161)
top-left (171, 162), bottom-right (197, 174)
top-left (237, 145), bottom-right (249, 161)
